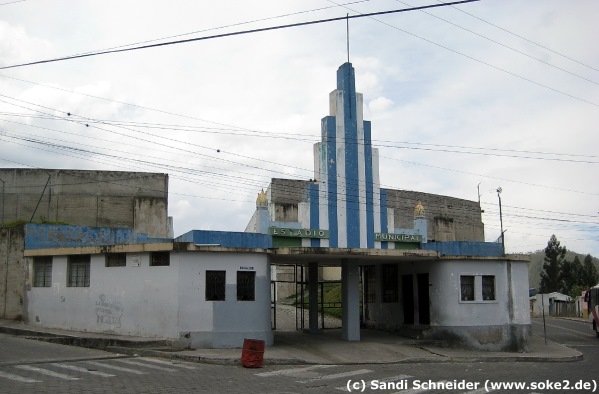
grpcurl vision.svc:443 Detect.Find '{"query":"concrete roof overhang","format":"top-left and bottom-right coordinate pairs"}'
top-left (269, 247), bottom-right (439, 266)
top-left (24, 242), bottom-right (527, 264)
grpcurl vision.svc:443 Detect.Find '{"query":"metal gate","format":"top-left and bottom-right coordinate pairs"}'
top-left (271, 264), bottom-right (342, 331)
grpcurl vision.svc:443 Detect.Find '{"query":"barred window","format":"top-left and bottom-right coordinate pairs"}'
top-left (150, 252), bottom-right (170, 266)
top-left (382, 264), bottom-right (398, 303)
top-left (482, 275), bottom-right (496, 301)
top-left (460, 275), bottom-right (475, 301)
top-left (106, 253), bottom-right (126, 267)
top-left (33, 256), bottom-right (52, 287)
top-left (237, 271), bottom-right (255, 301)
top-left (68, 255), bottom-right (90, 287)
top-left (206, 271), bottom-right (226, 301)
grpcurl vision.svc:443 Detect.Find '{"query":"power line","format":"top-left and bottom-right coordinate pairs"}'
top-left (326, 0), bottom-right (599, 108)
top-left (395, 0), bottom-right (599, 86)
top-left (0, 0), bottom-right (481, 70)
top-left (0, 0), bottom-right (26, 5)
top-left (72, 0), bottom-right (375, 57)
top-left (436, 0), bottom-right (599, 73)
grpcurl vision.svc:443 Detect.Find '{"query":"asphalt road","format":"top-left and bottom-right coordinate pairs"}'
top-left (0, 317), bottom-right (597, 394)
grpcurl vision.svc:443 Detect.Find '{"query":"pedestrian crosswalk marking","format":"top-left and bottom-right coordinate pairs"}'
top-left (138, 357), bottom-right (197, 370)
top-left (14, 365), bottom-right (80, 381)
top-left (256, 365), bottom-right (337, 377)
top-left (113, 358), bottom-right (178, 372)
top-left (51, 363), bottom-right (116, 377)
top-left (84, 360), bottom-right (147, 375)
top-left (296, 368), bottom-right (373, 383)
top-left (0, 370), bottom-right (42, 383)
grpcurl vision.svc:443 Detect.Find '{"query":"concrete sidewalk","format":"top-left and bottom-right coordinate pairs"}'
top-left (0, 319), bottom-right (582, 366)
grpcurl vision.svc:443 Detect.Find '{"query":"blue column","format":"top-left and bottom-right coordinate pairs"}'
top-left (342, 259), bottom-right (360, 341)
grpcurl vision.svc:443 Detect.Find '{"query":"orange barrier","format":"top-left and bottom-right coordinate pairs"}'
top-left (241, 339), bottom-right (265, 368)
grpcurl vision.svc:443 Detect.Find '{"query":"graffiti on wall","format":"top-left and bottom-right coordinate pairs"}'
top-left (95, 294), bottom-right (123, 329)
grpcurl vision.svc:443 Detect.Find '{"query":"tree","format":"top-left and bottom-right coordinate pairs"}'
top-left (539, 234), bottom-right (567, 293)
top-left (581, 254), bottom-right (599, 288)
top-left (560, 256), bottom-right (582, 295)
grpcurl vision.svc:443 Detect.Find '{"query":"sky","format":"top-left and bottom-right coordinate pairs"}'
top-left (0, 0), bottom-right (597, 257)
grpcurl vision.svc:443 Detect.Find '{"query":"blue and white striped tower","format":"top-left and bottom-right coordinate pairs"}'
top-left (310, 63), bottom-right (390, 248)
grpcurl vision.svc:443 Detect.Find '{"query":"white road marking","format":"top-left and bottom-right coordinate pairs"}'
top-left (462, 389), bottom-right (495, 394)
top-left (15, 365), bottom-right (80, 381)
top-left (0, 370), bottom-right (42, 383)
top-left (296, 368), bottom-right (373, 383)
top-left (256, 365), bottom-right (337, 377)
top-left (51, 363), bottom-right (115, 377)
top-left (138, 357), bottom-right (197, 369)
top-left (112, 358), bottom-right (178, 372)
top-left (84, 360), bottom-right (147, 375)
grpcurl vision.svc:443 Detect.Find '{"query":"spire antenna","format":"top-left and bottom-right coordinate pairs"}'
top-left (346, 13), bottom-right (350, 64)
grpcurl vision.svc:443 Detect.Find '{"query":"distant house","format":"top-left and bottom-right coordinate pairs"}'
top-left (531, 292), bottom-right (572, 317)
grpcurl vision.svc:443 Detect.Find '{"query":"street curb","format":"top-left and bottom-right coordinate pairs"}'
top-left (0, 325), bottom-right (170, 350)
top-left (101, 347), bottom-right (583, 366)
top-left (1, 323), bottom-right (584, 366)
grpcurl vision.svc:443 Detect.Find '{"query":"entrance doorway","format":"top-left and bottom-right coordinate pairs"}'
top-left (401, 275), bottom-right (414, 325)
top-left (417, 273), bottom-right (430, 325)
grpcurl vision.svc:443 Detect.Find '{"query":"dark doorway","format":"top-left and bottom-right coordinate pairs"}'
top-left (417, 273), bottom-right (430, 325)
top-left (401, 274), bottom-right (414, 324)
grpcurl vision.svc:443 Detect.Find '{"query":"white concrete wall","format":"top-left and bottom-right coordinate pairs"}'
top-left (27, 253), bottom-right (179, 338)
top-left (26, 250), bottom-right (273, 348)
top-left (363, 258), bottom-right (531, 351)
top-left (176, 252), bottom-right (272, 348)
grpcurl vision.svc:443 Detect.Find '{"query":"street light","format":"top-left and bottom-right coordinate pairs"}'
top-left (497, 187), bottom-right (505, 255)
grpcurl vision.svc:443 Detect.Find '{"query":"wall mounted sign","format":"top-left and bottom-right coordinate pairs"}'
top-left (375, 233), bottom-right (423, 243)
top-left (268, 227), bottom-right (330, 239)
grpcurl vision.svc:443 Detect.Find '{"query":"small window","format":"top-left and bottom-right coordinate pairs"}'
top-left (460, 275), bottom-right (474, 301)
top-left (237, 271), bottom-right (256, 301)
top-left (382, 264), bottom-right (398, 303)
top-left (482, 275), bottom-right (496, 301)
top-left (33, 256), bottom-right (52, 287)
top-left (106, 253), bottom-right (126, 267)
top-left (150, 252), bottom-right (170, 266)
top-left (68, 255), bottom-right (90, 287)
top-left (206, 271), bottom-right (226, 301)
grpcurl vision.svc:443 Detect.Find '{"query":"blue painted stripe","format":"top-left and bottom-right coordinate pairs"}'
top-left (339, 64), bottom-right (360, 248)
top-left (364, 121), bottom-right (374, 248)
top-left (308, 183), bottom-right (320, 247)
top-left (380, 189), bottom-right (388, 249)
top-left (323, 116), bottom-right (338, 247)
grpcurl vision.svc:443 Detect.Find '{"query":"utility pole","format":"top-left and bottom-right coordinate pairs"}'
top-left (0, 176), bottom-right (4, 226)
top-left (497, 187), bottom-right (505, 255)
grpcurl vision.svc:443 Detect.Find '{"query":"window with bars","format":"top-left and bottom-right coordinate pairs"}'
top-left (382, 264), bottom-right (398, 303)
top-left (237, 271), bottom-right (255, 301)
top-left (106, 253), bottom-right (126, 267)
top-left (460, 275), bottom-right (475, 301)
top-left (150, 252), bottom-right (170, 266)
top-left (68, 255), bottom-right (90, 287)
top-left (206, 270), bottom-right (226, 301)
top-left (482, 275), bottom-right (496, 301)
top-left (33, 256), bottom-right (52, 287)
